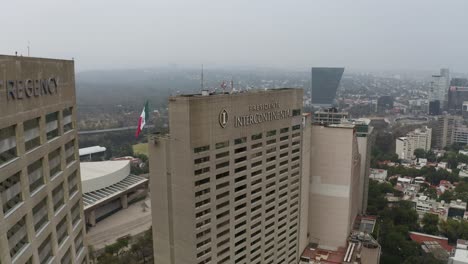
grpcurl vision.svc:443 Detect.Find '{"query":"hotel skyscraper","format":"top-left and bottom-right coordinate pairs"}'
top-left (0, 55), bottom-right (87, 264)
top-left (150, 89), bottom-right (304, 264)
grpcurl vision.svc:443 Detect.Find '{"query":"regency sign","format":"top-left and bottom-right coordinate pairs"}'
top-left (232, 102), bottom-right (292, 128)
top-left (0, 77), bottom-right (59, 101)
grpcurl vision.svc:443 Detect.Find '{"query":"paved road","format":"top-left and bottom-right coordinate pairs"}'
top-left (78, 125), bottom-right (155, 135)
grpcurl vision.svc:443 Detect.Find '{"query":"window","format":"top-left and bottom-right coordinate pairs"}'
top-left (194, 145), bottom-right (209, 153)
top-left (28, 158), bottom-right (44, 193)
top-left (45, 111), bottom-right (59, 140)
top-left (235, 156), bottom-right (247, 163)
top-left (48, 148), bottom-right (62, 178)
top-left (0, 124), bottom-right (17, 166)
top-left (7, 216), bottom-right (29, 259)
top-left (63, 107), bottom-right (73, 133)
top-left (24, 118), bottom-right (41, 151)
top-left (280, 127), bottom-right (289, 134)
top-left (292, 109), bottom-right (301, 116)
top-left (65, 140), bottom-right (75, 165)
top-left (61, 248), bottom-right (72, 264)
top-left (234, 147), bottom-right (247, 154)
top-left (251, 133), bottom-right (262, 140)
top-left (74, 231), bottom-right (84, 255)
top-left (56, 215), bottom-right (69, 245)
top-left (216, 141), bottom-right (229, 149)
top-left (195, 156), bottom-right (210, 164)
top-left (266, 130), bottom-right (276, 137)
top-left (292, 124), bottom-right (301, 131)
top-left (33, 198), bottom-right (49, 232)
top-left (251, 142), bottom-right (262, 149)
top-left (234, 137), bottom-right (246, 145)
top-left (195, 167), bottom-right (210, 175)
top-left (216, 161), bottom-right (229, 169)
top-left (68, 171), bottom-right (79, 197)
top-left (52, 183), bottom-right (65, 212)
top-left (216, 151), bottom-right (229, 159)
top-left (1, 172), bottom-right (23, 214)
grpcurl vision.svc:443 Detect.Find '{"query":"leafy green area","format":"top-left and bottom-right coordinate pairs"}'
top-left (93, 227), bottom-right (153, 264)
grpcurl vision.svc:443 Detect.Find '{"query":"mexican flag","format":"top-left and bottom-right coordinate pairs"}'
top-left (135, 101), bottom-right (149, 138)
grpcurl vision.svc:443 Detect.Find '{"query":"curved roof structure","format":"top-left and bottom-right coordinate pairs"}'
top-left (80, 160), bottom-right (130, 193)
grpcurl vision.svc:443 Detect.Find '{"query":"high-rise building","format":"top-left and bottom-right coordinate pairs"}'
top-left (376, 96), bottom-right (394, 114)
top-left (149, 89), bottom-right (304, 264)
top-left (429, 68), bottom-right (450, 110)
top-left (448, 78), bottom-right (468, 113)
top-left (311, 67), bottom-right (344, 107)
top-left (304, 124), bottom-right (361, 250)
top-left (429, 100), bottom-right (441, 116)
top-left (0, 56), bottom-right (87, 264)
top-left (395, 126), bottom-right (432, 160)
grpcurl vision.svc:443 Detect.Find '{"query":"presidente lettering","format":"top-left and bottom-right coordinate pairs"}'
top-left (2, 77), bottom-right (59, 100)
top-left (248, 102), bottom-right (280, 112)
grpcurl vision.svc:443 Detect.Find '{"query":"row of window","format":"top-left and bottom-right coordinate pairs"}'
top-left (7, 197), bottom-right (83, 262)
top-left (1, 165), bottom-right (79, 216)
top-left (0, 107), bottom-right (74, 167)
top-left (193, 125), bottom-right (301, 154)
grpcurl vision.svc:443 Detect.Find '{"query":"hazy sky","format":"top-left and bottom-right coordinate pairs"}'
top-left (2, 0), bottom-right (468, 72)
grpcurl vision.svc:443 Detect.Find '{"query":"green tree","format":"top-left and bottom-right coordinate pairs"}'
top-left (414, 148), bottom-right (426, 159)
top-left (422, 213), bottom-right (439, 235)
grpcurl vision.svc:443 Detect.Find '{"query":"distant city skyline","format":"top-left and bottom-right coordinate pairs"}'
top-left (2, 0), bottom-right (468, 72)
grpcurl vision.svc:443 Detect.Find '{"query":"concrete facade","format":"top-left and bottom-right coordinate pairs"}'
top-left (0, 55), bottom-right (87, 264)
top-left (150, 89), bottom-right (304, 264)
top-left (395, 126), bottom-right (432, 160)
top-left (306, 125), bottom-right (361, 250)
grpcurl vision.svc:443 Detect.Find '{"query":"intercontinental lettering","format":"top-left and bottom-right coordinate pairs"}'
top-left (234, 109), bottom-right (292, 127)
top-left (1, 77), bottom-right (59, 101)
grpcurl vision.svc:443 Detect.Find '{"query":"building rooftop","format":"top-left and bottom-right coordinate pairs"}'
top-left (409, 231), bottom-right (453, 252)
top-left (78, 145), bottom-right (107, 156)
top-left (171, 87), bottom-right (302, 99)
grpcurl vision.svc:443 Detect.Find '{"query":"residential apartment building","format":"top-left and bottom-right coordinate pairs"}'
top-left (149, 89), bottom-right (304, 264)
top-left (395, 126), bottom-right (432, 160)
top-left (0, 55), bottom-right (87, 264)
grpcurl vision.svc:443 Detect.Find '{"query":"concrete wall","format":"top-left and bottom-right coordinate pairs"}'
top-left (307, 125), bottom-right (361, 250)
top-left (299, 114), bottom-right (311, 253)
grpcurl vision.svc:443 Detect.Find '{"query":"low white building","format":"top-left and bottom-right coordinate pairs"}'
top-left (395, 126), bottom-right (432, 160)
top-left (369, 168), bottom-right (387, 181)
top-left (449, 239), bottom-right (468, 264)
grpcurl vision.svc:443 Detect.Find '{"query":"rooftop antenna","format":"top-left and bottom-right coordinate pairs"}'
top-left (201, 64), bottom-right (204, 91)
top-left (27, 41), bottom-right (30, 56)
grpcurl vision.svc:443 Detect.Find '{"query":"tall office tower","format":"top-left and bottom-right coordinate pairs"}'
top-left (312, 107), bottom-right (348, 125)
top-left (311, 67), bottom-right (344, 107)
top-left (395, 126), bottom-right (432, 160)
top-left (448, 78), bottom-right (468, 113)
top-left (429, 100), bottom-right (441, 116)
top-left (304, 124), bottom-right (361, 250)
top-left (150, 89), bottom-right (304, 264)
top-left (429, 68), bottom-right (450, 110)
top-left (0, 56), bottom-right (87, 264)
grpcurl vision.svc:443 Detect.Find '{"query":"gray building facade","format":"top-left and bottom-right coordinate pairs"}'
top-left (150, 89), bottom-right (304, 264)
top-left (0, 55), bottom-right (87, 264)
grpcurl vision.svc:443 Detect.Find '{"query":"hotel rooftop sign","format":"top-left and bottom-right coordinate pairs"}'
top-left (0, 77), bottom-right (59, 100)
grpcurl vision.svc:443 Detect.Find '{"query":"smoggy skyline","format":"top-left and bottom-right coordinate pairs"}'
top-left (2, 0), bottom-right (468, 72)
